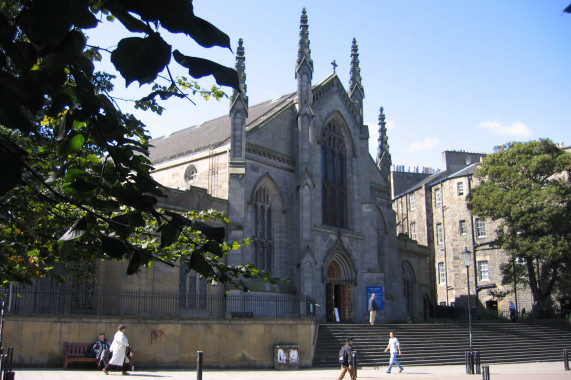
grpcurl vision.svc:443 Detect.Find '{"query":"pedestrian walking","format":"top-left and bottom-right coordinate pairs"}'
top-left (509, 301), bottom-right (516, 322)
top-left (368, 293), bottom-right (378, 325)
top-left (103, 324), bottom-right (131, 375)
top-left (384, 331), bottom-right (403, 374)
top-left (337, 337), bottom-right (355, 380)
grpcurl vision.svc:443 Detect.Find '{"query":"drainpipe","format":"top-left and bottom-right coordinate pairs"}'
top-left (467, 174), bottom-right (479, 310)
top-left (438, 180), bottom-right (449, 306)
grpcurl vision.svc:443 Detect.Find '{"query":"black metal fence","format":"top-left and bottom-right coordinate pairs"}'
top-left (3, 286), bottom-right (317, 319)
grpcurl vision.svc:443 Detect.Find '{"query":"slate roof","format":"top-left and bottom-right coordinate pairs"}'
top-left (394, 163), bottom-right (480, 198)
top-left (149, 92), bottom-right (297, 165)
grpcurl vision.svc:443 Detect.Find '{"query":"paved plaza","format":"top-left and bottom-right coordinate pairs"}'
top-left (11, 362), bottom-right (571, 380)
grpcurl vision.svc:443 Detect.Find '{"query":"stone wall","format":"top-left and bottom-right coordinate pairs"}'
top-left (4, 316), bottom-right (318, 369)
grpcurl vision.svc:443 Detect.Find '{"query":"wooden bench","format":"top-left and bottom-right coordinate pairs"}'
top-left (63, 342), bottom-right (97, 369)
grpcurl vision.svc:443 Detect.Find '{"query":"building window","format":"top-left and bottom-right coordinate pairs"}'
top-left (409, 194), bottom-right (416, 211)
top-left (434, 187), bottom-right (442, 207)
top-left (478, 260), bottom-right (489, 281)
top-left (410, 222), bottom-right (416, 240)
top-left (459, 220), bottom-right (467, 235)
top-left (252, 186), bottom-right (273, 271)
top-left (436, 223), bottom-right (443, 245)
top-left (457, 181), bottom-right (464, 196)
top-left (475, 218), bottom-right (486, 238)
top-left (321, 120), bottom-right (347, 228)
top-left (184, 165), bottom-right (197, 185)
top-left (438, 262), bottom-right (446, 284)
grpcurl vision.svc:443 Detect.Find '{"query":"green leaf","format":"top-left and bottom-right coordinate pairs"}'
top-left (110, 212), bottom-right (146, 238)
top-left (161, 14), bottom-right (231, 50)
top-left (127, 250), bottom-right (147, 275)
top-left (173, 50), bottom-right (239, 90)
top-left (188, 248), bottom-right (215, 278)
top-left (158, 221), bottom-right (181, 248)
top-left (59, 217), bottom-right (88, 241)
top-left (193, 221), bottom-right (225, 243)
top-left (111, 8), bottom-right (154, 34)
top-left (0, 137), bottom-right (25, 196)
top-left (10, 41), bottom-right (37, 72)
top-left (20, 0), bottom-right (74, 47)
top-left (101, 236), bottom-right (129, 258)
top-left (111, 36), bottom-right (172, 86)
top-left (60, 132), bottom-right (86, 155)
top-left (54, 114), bottom-right (68, 141)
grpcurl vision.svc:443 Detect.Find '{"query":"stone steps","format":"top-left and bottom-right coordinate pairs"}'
top-left (312, 321), bottom-right (571, 367)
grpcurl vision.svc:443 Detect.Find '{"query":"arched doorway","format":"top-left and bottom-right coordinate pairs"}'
top-left (402, 261), bottom-right (416, 320)
top-left (423, 293), bottom-right (431, 321)
top-left (325, 260), bottom-right (354, 322)
top-left (324, 238), bottom-right (357, 322)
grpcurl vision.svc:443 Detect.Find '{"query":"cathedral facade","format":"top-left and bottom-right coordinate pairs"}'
top-left (149, 9), bottom-right (427, 323)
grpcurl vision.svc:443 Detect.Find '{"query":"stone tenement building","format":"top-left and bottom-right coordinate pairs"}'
top-left (147, 9), bottom-right (432, 323)
top-left (392, 151), bottom-right (533, 317)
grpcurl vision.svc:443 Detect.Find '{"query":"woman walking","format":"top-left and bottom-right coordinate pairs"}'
top-left (103, 324), bottom-right (130, 375)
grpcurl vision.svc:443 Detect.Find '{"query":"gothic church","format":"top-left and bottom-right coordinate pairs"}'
top-left (148, 9), bottom-right (429, 323)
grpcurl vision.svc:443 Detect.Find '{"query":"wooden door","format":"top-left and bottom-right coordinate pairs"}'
top-left (340, 285), bottom-right (353, 322)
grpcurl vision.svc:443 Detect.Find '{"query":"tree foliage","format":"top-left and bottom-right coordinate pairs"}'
top-left (468, 139), bottom-right (571, 316)
top-left (0, 0), bottom-right (265, 288)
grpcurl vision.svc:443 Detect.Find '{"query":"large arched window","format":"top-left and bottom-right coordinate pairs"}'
top-left (321, 120), bottom-right (347, 228)
top-left (251, 186), bottom-right (273, 272)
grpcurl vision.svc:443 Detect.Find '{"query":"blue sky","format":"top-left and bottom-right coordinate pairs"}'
top-left (89, 1), bottom-right (571, 171)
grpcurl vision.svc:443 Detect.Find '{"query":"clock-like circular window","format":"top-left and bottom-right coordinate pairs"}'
top-left (184, 165), bottom-right (197, 184)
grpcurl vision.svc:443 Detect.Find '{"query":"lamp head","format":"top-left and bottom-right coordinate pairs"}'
top-left (461, 246), bottom-right (471, 267)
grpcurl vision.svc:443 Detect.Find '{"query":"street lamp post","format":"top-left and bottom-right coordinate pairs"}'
top-left (462, 247), bottom-right (473, 352)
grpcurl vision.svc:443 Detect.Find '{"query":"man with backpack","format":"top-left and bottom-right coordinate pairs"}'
top-left (337, 337), bottom-right (355, 380)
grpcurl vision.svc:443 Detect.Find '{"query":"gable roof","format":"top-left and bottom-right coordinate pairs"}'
top-left (149, 92), bottom-right (296, 164)
top-left (148, 74), bottom-right (357, 165)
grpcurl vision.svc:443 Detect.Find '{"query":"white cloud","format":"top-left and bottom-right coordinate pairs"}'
top-left (477, 120), bottom-right (532, 138)
top-left (408, 137), bottom-right (439, 153)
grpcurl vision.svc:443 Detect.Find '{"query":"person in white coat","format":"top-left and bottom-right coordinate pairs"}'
top-left (103, 324), bottom-right (130, 375)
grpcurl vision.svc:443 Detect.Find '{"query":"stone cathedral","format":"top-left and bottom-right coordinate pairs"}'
top-left (148, 9), bottom-right (431, 323)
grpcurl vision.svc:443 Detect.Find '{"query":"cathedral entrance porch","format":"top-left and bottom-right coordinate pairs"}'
top-left (325, 260), bottom-right (354, 322)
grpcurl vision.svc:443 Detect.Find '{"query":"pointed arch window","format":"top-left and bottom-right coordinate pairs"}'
top-left (321, 120), bottom-right (347, 228)
top-left (252, 186), bottom-right (273, 272)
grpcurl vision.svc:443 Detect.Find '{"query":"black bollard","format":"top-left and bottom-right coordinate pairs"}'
top-left (197, 351), bottom-right (203, 380)
top-left (352, 351), bottom-right (357, 379)
top-left (564, 349), bottom-right (569, 371)
top-left (474, 351), bottom-right (481, 374)
top-left (465, 351), bottom-right (474, 374)
top-left (482, 365), bottom-right (490, 380)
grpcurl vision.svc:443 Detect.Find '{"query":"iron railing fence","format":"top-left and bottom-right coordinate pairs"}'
top-left (3, 286), bottom-right (317, 319)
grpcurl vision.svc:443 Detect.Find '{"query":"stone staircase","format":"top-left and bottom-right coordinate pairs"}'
top-left (312, 321), bottom-right (571, 367)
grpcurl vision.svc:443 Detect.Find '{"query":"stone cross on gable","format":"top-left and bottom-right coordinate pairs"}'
top-left (331, 60), bottom-right (337, 73)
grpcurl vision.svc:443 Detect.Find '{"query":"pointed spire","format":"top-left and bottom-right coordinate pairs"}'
top-left (231, 38), bottom-right (247, 106)
top-left (377, 107), bottom-right (391, 171)
top-left (297, 8), bottom-right (313, 70)
top-left (349, 38), bottom-right (363, 94)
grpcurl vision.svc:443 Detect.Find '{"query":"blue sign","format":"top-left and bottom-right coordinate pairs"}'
top-left (367, 286), bottom-right (383, 311)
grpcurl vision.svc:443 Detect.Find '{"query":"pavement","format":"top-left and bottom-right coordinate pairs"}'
top-left (10, 362), bottom-right (571, 380)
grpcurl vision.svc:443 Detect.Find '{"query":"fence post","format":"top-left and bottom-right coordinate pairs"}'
top-left (465, 351), bottom-right (473, 374)
top-left (564, 349), bottom-right (569, 371)
top-left (197, 351), bottom-right (203, 380)
top-left (474, 351), bottom-right (481, 374)
top-left (482, 364), bottom-right (489, 380)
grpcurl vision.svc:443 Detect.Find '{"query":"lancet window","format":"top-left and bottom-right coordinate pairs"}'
top-left (321, 120), bottom-right (347, 228)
